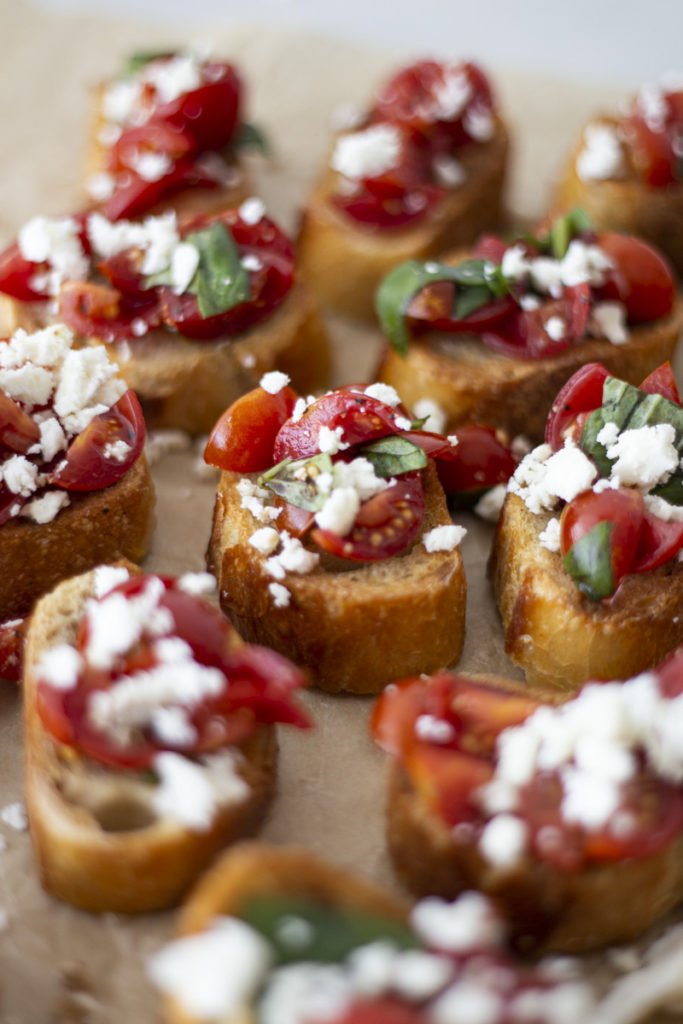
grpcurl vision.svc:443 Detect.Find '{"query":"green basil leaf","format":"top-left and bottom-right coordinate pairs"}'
top-left (260, 453), bottom-right (333, 511)
top-left (578, 407), bottom-right (613, 478)
top-left (360, 435), bottom-right (428, 478)
top-left (375, 258), bottom-right (508, 357)
top-left (652, 471), bottom-right (683, 505)
top-left (122, 50), bottom-right (175, 78)
top-left (241, 896), bottom-right (418, 966)
top-left (548, 208), bottom-right (594, 259)
top-left (410, 416), bottom-right (428, 430)
top-left (186, 222), bottom-right (251, 318)
top-left (232, 121), bottom-right (270, 155)
top-left (563, 520), bottom-right (615, 601)
top-left (454, 283), bottom-right (495, 320)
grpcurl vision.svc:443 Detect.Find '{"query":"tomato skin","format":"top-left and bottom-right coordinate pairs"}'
top-left (0, 390), bottom-right (41, 454)
top-left (595, 231), bottom-right (675, 323)
top-left (631, 510), bottom-right (683, 573)
top-left (406, 282), bottom-right (516, 334)
top-left (273, 390), bottom-right (400, 463)
top-left (102, 158), bottom-right (219, 221)
top-left (435, 425), bottom-right (516, 497)
top-left (311, 473), bottom-right (425, 561)
top-left (545, 362), bottom-right (609, 451)
top-left (639, 361), bottom-right (681, 404)
top-left (334, 184), bottom-right (443, 230)
top-left (204, 385), bottom-right (298, 472)
top-left (0, 616), bottom-right (27, 681)
top-left (622, 89), bottom-right (683, 187)
top-left (108, 121), bottom-right (197, 175)
top-left (0, 241), bottom-right (48, 302)
top-left (50, 390), bottom-right (146, 492)
top-left (58, 280), bottom-right (162, 344)
top-left (560, 487), bottom-right (646, 595)
top-left (322, 998), bottom-right (426, 1024)
top-left (151, 62), bottom-right (242, 151)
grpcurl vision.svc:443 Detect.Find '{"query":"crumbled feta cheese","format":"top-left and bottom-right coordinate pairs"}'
top-left (268, 582), bottom-right (291, 608)
top-left (2, 455), bottom-right (38, 497)
top-left (560, 240), bottom-right (613, 288)
top-left (331, 124), bottom-right (402, 181)
top-left (145, 429), bottom-right (192, 464)
top-left (150, 707), bottom-right (197, 748)
top-left (394, 415), bottom-right (412, 431)
top-left (423, 524), bottom-right (466, 552)
top-left (177, 572), bottom-right (216, 596)
top-left (474, 483), bottom-right (507, 523)
top-left (242, 253), bottom-right (263, 272)
top-left (464, 102), bottom-right (495, 141)
top-left (415, 714), bottom-right (456, 744)
top-left (86, 172), bottom-right (116, 201)
top-left (144, 53), bottom-right (202, 105)
top-left (433, 152), bottom-right (466, 187)
top-left (93, 565), bottom-right (131, 598)
top-left (577, 122), bottom-right (626, 181)
top-left (364, 383), bottom-right (401, 407)
top-left (36, 644), bottom-right (82, 690)
top-left (0, 364), bottom-right (54, 406)
top-left (413, 398), bottom-right (447, 434)
top-left (332, 457), bottom-right (389, 501)
top-left (0, 802), bottom-right (28, 831)
top-left (318, 424), bottom-right (349, 455)
top-left (264, 533), bottom-right (319, 579)
top-left (237, 478), bottom-right (281, 524)
top-left (431, 980), bottom-right (504, 1024)
top-left (538, 516), bottom-right (561, 552)
top-left (605, 423), bottom-right (678, 489)
top-left (509, 442), bottom-right (597, 513)
top-left (590, 301), bottom-right (628, 345)
top-left (147, 917), bottom-right (272, 1020)
top-left (103, 440), bottom-right (132, 462)
top-left (239, 197), bottom-right (266, 226)
top-left (545, 316), bottom-right (566, 341)
top-left (411, 892), bottom-right (503, 953)
top-left (315, 487), bottom-right (360, 536)
top-left (479, 814), bottom-right (528, 871)
top-left (431, 65), bottom-right (472, 121)
top-left (37, 417), bottom-right (66, 462)
top-left (21, 490), bottom-right (70, 524)
top-left (151, 751), bottom-right (247, 830)
top-left (17, 215), bottom-right (88, 295)
top-left (249, 527), bottom-right (281, 555)
top-left (260, 371), bottom-right (290, 395)
top-left (170, 241), bottom-right (200, 293)
top-left (128, 149), bottom-right (172, 182)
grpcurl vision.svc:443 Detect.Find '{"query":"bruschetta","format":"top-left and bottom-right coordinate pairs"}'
top-left (148, 841), bottom-right (596, 1023)
top-left (298, 58), bottom-right (509, 320)
top-left (23, 564), bottom-right (309, 913)
top-left (556, 76), bottom-right (683, 276)
top-left (0, 322), bottom-right (154, 675)
top-left (376, 210), bottom-right (683, 440)
top-left (0, 202), bottom-right (329, 434)
top-left (86, 49), bottom-right (261, 222)
top-left (205, 376), bottom-right (467, 693)
top-left (373, 651), bottom-right (683, 953)
top-left (490, 361), bottom-right (683, 691)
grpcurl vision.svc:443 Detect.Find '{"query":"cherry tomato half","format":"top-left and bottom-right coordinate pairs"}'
top-left (595, 231), bottom-right (675, 323)
top-left (50, 390), bottom-right (146, 492)
top-left (639, 361), bottom-right (681, 404)
top-left (151, 61), bottom-right (242, 152)
top-left (204, 384), bottom-right (298, 473)
top-left (544, 362), bottom-right (609, 451)
top-left (311, 472), bottom-right (425, 561)
top-left (0, 390), bottom-right (40, 454)
top-left (560, 487), bottom-right (646, 596)
top-left (435, 425), bottom-right (517, 498)
top-left (0, 616), bottom-right (27, 681)
top-left (273, 390), bottom-right (400, 463)
top-left (58, 280), bottom-right (162, 344)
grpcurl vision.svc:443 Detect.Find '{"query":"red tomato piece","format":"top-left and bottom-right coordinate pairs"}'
top-left (435, 425), bottom-right (517, 497)
top-left (50, 390), bottom-right (146, 492)
top-left (102, 157), bottom-right (220, 221)
top-left (639, 361), bottom-right (681, 404)
top-left (544, 362), bottom-right (609, 451)
top-left (0, 391), bottom-right (40, 454)
top-left (58, 280), bottom-right (162, 344)
top-left (273, 390), bottom-right (400, 463)
top-left (560, 487), bottom-right (646, 593)
top-left (334, 184), bottom-right (444, 230)
top-left (408, 744), bottom-right (493, 825)
top-left (152, 61), bottom-right (242, 151)
top-left (322, 998), bottom-right (426, 1024)
top-left (204, 385), bottom-right (298, 473)
top-left (108, 121), bottom-right (197, 175)
top-left (406, 282), bottom-right (516, 334)
top-left (595, 231), bottom-right (675, 323)
top-left (471, 233), bottom-right (508, 264)
top-left (621, 89), bottom-right (683, 187)
top-left (271, 495), bottom-right (315, 538)
top-left (656, 645), bottom-right (683, 698)
top-left (631, 509), bottom-right (683, 573)
top-left (310, 473), bottom-right (425, 561)
top-left (0, 241), bottom-right (49, 302)
top-left (0, 616), bottom-right (27, 681)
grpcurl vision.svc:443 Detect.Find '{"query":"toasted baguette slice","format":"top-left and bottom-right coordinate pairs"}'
top-left (24, 569), bottom-right (278, 913)
top-left (0, 283), bottom-right (330, 436)
top-left (384, 672), bottom-right (683, 954)
top-left (489, 492), bottom-right (683, 692)
top-left (297, 119), bottom-right (509, 322)
top-left (0, 455), bottom-right (154, 622)
top-left (556, 117), bottom-right (683, 278)
top-left (377, 296), bottom-right (683, 441)
top-left (208, 462), bottom-right (466, 694)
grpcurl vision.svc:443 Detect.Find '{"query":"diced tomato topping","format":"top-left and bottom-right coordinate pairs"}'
top-left (632, 510), bottom-right (683, 573)
top-left (58, 280), bottom-right (162, 343)
top-left (639, 361), bottom-right (681, 404)
top-left (544, 363), bottom-right (610, 451)
top-left (435, 425), bottom-right (517, 498)
top-left (0, 616), bottom-right (27, 682)
top-left (595, 231), bottom-right (675, 323)
top-left (560, 487), bottom-right (646, 595)
top-left (273, 390), bottom-right (400, 463)
top-left (0, 390), bottom-right (41, 454)
top-left (204, 385), bottom-right (298, 473)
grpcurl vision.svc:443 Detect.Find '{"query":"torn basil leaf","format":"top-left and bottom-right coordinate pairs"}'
top-left (240, 895), bottom-right (418, 966)
top-left (563, 520), bottom-right (615, 601)
top-left (232, 122), bottom-right (270, 155)
top-left (360, 435), bottom-right (428, 478)
top-left (547, 208), bottom-right (594, 259)
top-left (185, 222), bottom-right (251, 318)
top-left (375, 258), bottom-right (509, 357)
top-left (122, 50), bottom-right (175, 77)
top-left (260, 453), bottom-right (333, 511)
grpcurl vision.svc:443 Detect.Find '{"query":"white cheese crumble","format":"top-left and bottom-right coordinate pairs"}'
top-left (264, 533), bottom-right (319, 579)
top-left (331, 124), bottom-right (402, 181)
top-left (36, 644), bottom-right (83, 691)
top-left (249, 526), bottom-right (281, 555)
top-left (177, 572), bottom-right (217, 596)
top-left (147, 917), bottom-right (273, 1021)
top-left (260, 371), bottom-right (291, 395)
top-left (315, 487), bottom-right (360, 536)
top-left (364, 382), bottom-right (401, 407)
top-left (413, 398), bottom-right (447, 435)
top-left (590, 301), bottom-right (628, 345)
top-left (22, 490), bottom-right (70, 524)
top-left (93, 565), bottom-right (131, 598)
top-left (18, 216), bottom-right (89, 296)
top-left (268, 582), bottom-right (291, 608)
top-left (474, 483), bottom-right (507, 523)
top-left (538, 516), bottom-right (561, 553)
top-left (317, 424), bottom-right (349, 455)
top-left (576, 122), bottom-right (626, 181)
top-left (603, 422), bottom-right (678, 490)
top-left (433, 152), bottom-right (466, 188)
top-left (151, 750), bottom-right (247, 831)
top-left (411, 892), bottom-right (504, 952)
top-left (239, 197), bottom-right (266, 225)
top-left (509, 442), bottom-right (597, 514)
top-left (423, 524), bottom-right (466, 552)
top-left (0, 802), bottom-right (28, 831)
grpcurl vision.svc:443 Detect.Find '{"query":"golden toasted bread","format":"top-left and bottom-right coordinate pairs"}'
top-left (23, 568), bottom-right (279, 913)
top-left (208, 462), bottom-right (466, 694)
top-left (377, 296), bottom-right (683, 441)
top-left (297, 119), bottom-right (509, 322)
top-left (556, 117), bottom-right (683, 277)
top-left (489, 492), bottom-right (683, 692)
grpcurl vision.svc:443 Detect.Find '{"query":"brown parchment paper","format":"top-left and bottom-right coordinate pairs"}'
top-left (1, 6), bottom-right (682, 1022)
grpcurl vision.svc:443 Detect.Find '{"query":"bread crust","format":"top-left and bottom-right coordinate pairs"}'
top-left (377, 297), bottom-right (683, 440)
top-left (0, 283), bottom-right (330, 436)
top-left (297, 119), bottom-right (509, 321)
top-left (0, 454), bottom-right (154, 622)
top-left (556, 116), bottom-right (683, 277)
top-left (208, 461), bottom-right (466, 694)
top-left (23, 569), bottom-right (279, 913)
top-left (489, 492), bottom-right (683, 693)
top-left (385, 749), bottom-right (683, 955)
